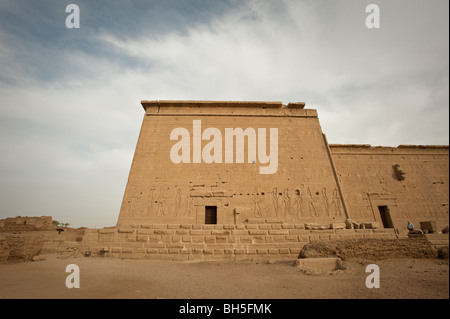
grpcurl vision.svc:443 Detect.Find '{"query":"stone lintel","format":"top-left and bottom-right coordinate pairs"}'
top-left (140, 100), bottom-right (316, 117)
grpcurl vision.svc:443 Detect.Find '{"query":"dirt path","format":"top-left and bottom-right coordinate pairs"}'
top-left (0, 255), bottom-right (448, 299)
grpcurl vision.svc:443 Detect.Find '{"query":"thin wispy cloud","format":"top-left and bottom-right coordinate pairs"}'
top-left (0, 0), bottom-right (448, 227)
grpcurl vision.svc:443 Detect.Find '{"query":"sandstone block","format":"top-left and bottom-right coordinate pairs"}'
top-left (190, 230), bottom-right (210, 236)
top-left (118, 228), bottom-right (134, 233)
top-left (265, 218), bottom-right (284, 224)
top-left (305, 223), bottom-right (330, 230)
top-left (249, 230), bottom-right (267, 235)
top-left (268, 230), bottom-right (289, 235)
top-left (246, 218), bottom-right (265, 224)
top-left (420, 221), bottom-right (437, 234)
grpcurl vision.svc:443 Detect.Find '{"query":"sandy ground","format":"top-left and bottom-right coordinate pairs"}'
top-left (0, 255), bottom-right (448, 299)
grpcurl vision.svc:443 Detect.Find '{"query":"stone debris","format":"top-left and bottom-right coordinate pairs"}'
top-left (31, 255), bottom-right (46, 262)
top-left (294, 257), bottom-right (347, 275)
top-left (298, 242), bottom-right (343, 259)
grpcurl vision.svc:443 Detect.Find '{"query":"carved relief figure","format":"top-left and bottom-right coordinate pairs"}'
top-left (253, 194), bottom-right (263, 218)
top-left (175, 186), bottom-right (182, 217)
top-left (156, 187), bottom-right (167, 217)
top-left (322, 187), bottom-right (330, 217)
top-left (271, 187), bottom-right (279, 217)
top-left (183, 195), bottom-right (194, 218)
top-left (144, 187), bottom-right (155, 216)
top-left (331, 188), bottom-right (343, 217)
top-left (294, 188), bottom-right (303, 220)
top-left (125, 187), bottom-right (139, 216)
top-left (306, 187), bottom-right (318, 217)
top-left (282, 188), bottom-right (292, 218)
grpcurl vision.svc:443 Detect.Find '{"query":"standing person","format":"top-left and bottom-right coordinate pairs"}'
top-left (407, 221), bottom-right (415, 232)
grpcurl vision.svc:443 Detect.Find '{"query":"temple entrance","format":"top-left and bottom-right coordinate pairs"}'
top-left (205, 206), bottom-right (217, 224)
top-left (378, 205), bottom-right (394, 228)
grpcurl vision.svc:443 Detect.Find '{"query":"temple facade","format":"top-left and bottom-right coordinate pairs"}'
top-left (117, 100), bottom-right (449, 233)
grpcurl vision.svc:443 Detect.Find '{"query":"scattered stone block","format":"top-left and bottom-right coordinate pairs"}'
top-left (331, 223), bottom-right (346, 230)
top-left (31, 255), bottom-right (46, 262)
top-left (420, 221), bottom-right (437, 234)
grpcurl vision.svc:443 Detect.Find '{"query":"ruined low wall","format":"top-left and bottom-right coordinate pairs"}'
top-left (0, 216), bottom-right (53, 232)
top-left (2, 224), bottom-right (447, 262)
top-left (0, 232), bottom-right (47, 262)
top-left (0, 230), bottom-right (85, 262)
top-left (76, 223), bottom-right (400, 261)
top-left (334, 237), bottom-right (437, 259)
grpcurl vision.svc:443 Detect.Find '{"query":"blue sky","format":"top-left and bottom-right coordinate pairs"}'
top-left (0, 0), bottom-right (448, 227)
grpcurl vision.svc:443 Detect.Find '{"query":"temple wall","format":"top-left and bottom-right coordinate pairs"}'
top-left (117, 101), bottom-right (346, 227)
top-left (330, 145), bottom-right (449, 232)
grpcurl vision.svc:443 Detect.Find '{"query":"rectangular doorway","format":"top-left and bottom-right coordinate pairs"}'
top-left (205, 206), bottom-right (217, 224)
top-left (378, 206), bottom-right (394, 228)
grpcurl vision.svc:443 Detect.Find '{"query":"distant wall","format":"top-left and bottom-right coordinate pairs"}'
top-left (0, 216), bottom-right (53, 232)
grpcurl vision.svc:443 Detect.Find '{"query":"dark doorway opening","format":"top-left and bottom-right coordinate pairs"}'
top-left (205, 206), bottom-right (217, 224)
top-left (378, 206), bottom-right (394, 228)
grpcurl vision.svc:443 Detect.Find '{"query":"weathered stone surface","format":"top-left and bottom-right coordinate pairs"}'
top-left (1, 234), bottom-right (44, 262)
top-left (0, 216), bottom-right (53, 232)
top-left (361, 222), bottom-right (379, 229)
top-left (31, 254), bottom-right (46, 262)
top-left (298, 242), bottom-right (343, 259)
top-left (299, 238), bottom-right (437, 260)
top-left (408, 230), bottom-right (424, 237)
top-left (305, 223), bottom-right (330, 230)
top-left (0, 238), bottom-right (9, 262)
top-left (294, 257), bottom-right (344, 275)
top-left (331, 223), bottom-right (346, 230)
